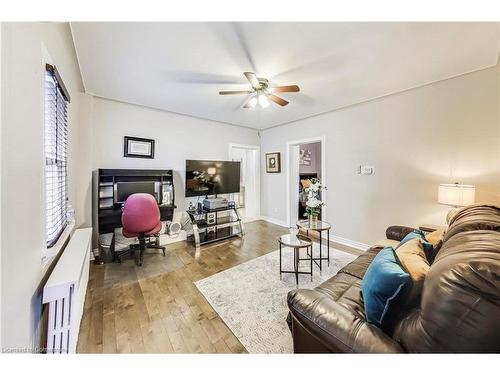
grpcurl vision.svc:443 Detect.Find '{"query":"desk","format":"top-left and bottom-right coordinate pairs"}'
top-left (95, 168), bottom-right (175, 235)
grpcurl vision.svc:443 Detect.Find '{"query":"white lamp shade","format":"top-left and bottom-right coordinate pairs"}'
top-left (438, 183), bottom-right (475, 206)
top-left (207, 167), bottom-right (217, 175)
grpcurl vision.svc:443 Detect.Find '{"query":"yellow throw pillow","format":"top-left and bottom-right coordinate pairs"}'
top-left (395, 238), bottom-right (430, 306)
top-left (425, 228), bottom-right (445, 248)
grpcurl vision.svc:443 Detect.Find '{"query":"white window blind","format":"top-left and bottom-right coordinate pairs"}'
top-left (45, 65), bottom-right (70, 248)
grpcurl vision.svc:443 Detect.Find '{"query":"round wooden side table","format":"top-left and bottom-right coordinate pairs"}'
top-left (296, 219), bottom-right (332, 271)
top-left (279, 234), bottom-right (313, 286)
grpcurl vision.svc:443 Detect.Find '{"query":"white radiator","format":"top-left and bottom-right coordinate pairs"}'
top-left (43, 228), bottom-right (92, 354)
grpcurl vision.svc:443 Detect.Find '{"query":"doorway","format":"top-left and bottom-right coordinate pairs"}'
top-left (228, 143), bottom-right (260, 222)
top-left (286, 137), bottom-right (326, 227)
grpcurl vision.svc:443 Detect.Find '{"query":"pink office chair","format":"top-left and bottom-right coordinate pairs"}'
top-left (121, 193), bottom-right (165, 266)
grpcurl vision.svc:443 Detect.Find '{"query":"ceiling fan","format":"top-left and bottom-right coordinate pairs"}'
top-left (219, 72), bottom-right (300, 109)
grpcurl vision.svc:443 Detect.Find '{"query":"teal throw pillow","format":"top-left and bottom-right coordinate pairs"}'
top-left (361, 247), bottom-right (412, 327)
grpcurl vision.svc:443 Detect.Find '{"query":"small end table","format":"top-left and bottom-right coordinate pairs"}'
top-left (279, 234), bottom-right (313, 286)
top-left (296, 219), bottom-right (332, 271)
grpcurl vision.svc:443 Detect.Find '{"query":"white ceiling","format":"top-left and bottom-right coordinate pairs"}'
top-left (70, 22), bottom-right (499, 130)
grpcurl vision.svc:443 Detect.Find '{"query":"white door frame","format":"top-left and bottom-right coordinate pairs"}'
top-left (286, 136), bottom-right (326, 227)
top-left (228, 143), bottom-right (261, 220)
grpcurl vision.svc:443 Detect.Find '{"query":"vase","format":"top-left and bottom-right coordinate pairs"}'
top-left (309, 215), bottom-right (318, 228)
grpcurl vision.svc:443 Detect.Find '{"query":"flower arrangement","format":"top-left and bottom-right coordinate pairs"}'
top-left (303, 178), bottom-right (325, 224)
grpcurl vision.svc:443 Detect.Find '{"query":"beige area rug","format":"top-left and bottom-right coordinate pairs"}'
top-left (195, 245), bottom-right (356, 353)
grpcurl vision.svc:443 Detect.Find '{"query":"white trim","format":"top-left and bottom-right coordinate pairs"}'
top-left (242, 217), bottom-right (260, 223)
top-left (228, 143), bottom-right (261, 219)
top-left (259, 215), bottom-right (370, 251)
top-left (330, 234), bottom-right (371, 251)
top-left (285, 135), bottom-right (327, 227)
top-left (259, 215), bottom-right (288, 228)
top-left (228, 142), bottom-right (260, 151)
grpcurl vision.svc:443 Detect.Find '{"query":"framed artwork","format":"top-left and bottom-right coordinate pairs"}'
top-left (299, 148), bottom-right (312, 166)
top-left (265, 152), bottom-right (281, 173)
top-left (124, 136), bottom-right (155, 159)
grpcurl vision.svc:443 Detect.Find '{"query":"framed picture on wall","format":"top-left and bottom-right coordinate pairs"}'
top-left (265, 152), bottom-right (281, 173)
top-left (299, 148), bottom-right (312, 166)
top-left (124, 136), bottom-right (155, 159)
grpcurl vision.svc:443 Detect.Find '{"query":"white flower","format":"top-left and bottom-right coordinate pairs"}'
top-left (310, 182), bottom-right (320, 192)
top-left (306, 197), bottom-right (322, 208)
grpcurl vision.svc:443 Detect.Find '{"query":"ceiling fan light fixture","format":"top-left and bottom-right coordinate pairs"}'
top-left (219, 72), bottom-right (299, 109)
top-left (248, 96), bottom-right (258, 108)
top-left (258, 93), bottom-right (270, 108)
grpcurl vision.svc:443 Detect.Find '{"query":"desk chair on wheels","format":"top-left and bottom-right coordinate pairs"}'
top-left (121, 193), bottom-right (165, 266)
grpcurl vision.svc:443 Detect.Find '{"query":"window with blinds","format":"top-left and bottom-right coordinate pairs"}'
top-left (45, 64), bottom-right (70, 248)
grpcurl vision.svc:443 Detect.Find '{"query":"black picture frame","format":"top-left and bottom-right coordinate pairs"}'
top-left (123, 136), bottom-right (155, 159)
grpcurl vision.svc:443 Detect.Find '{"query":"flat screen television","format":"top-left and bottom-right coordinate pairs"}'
top-left (114, 181), bottom-right (160, 204)
top-left (185, 160), bottom-right (240, 197)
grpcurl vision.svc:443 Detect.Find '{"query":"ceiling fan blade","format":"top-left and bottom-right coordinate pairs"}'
top-left (219, 90), bottom-right (254, 95)
top-left (243, 95), bottom-right (253, 108)
top-left (244, 72), bottom-right (261, 90)
top-left (268, 85), bottom-right (300, 93)
top-left (268, 94), bottom-right (289, 107)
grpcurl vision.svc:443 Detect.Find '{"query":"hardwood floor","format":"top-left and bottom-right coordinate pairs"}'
top-left (77, 220), bottom-right (289, 353)
top-left (77, 220), bottom-right (362, 353)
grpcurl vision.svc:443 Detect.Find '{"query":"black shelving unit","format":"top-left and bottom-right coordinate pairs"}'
top-left (95, 168), bottom-right (175, 235)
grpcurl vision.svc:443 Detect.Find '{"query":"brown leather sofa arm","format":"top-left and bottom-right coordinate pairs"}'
top-left (288, 289), bottom-right (404, 353)
top-left (385, 225), bottom-right (416, 241)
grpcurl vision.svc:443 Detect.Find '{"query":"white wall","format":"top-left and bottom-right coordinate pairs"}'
top-left (0, 22), bottom-right (89, 351)
top-left (90, 97), bottom-right (260, 222)
top-left (261, 64), bottom-right (500, 245)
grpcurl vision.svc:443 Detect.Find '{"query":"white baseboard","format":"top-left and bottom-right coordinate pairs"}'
top-left (260, 216), bottom-right (371, 251)
top-left (259, 216), bottom-right (288, 228)
top-left (159, 230), bottom-right (187, 245)
top-left (330, 234), bottom-right (370, 251)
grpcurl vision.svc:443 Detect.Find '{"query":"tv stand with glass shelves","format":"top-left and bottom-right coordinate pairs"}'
top-left (185, 205), bottom-right (245, 250)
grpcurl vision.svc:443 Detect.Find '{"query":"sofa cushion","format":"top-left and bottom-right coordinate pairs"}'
top-left (287, 288), bottom-right (404, 353)
top-left (443, 204), bottom-right (500, 244)
top-left (317, 273), bottom-right (366, 319)
top-left (338, 246), bottom-right (381, 279)
top-left (361, 247), bottom-right (412, 327)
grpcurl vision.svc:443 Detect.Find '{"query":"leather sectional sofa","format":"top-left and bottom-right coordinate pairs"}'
top-left (287, 204), bottom-right (500, 353)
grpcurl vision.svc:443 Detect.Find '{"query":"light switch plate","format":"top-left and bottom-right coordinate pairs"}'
top-left (361, 166), bottom-right (375, 175)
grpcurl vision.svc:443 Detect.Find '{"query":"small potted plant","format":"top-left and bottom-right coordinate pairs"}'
top-left (304, 178), bottom-right (325, 227)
